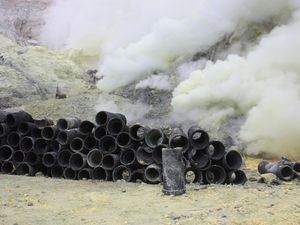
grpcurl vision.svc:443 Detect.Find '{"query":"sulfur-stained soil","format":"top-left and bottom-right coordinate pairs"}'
top-left (0, 158), bottom-right (299, 225)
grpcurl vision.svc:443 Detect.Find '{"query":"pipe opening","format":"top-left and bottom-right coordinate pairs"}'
top-left (13, 151), bottom-right (25, 163)
top-left (190, 149), bottom-right (209, 168)
top-left (120, 149), bottom-right (135, 165)
top-left (57, 119), bottom-right (68, 130)
top-left (34, 138), bottom-right (48, 154)
top-left (102, 155), bottom-right (115, 169)
top-left (229, 170), bottom-right (247, 185)
top-left (92, 167), bottom-right (108, 180)
top-left (51, 166), bottom-right (63, 178)
top-left (94, 126), bottom-right (106, 140)
top-left (42, 127), bottom-right (56, 140)
top-left (145, 167), bottom-right (160, 182)
top-left (70, 138), bottom-right (84, 151)
top-left (185, 169), bottom-right (199, 184)
top-left (131, 170), bottom-right (144, 183)
top-left (117, 133), bottom-right (130, 147)
top-left (16, 163), bottom-right (30, 175)
top-left (0, 145), bottom-right (14, 161)
top-left (57, 131), bottom-right (68, 144)
top-left (26, 151), bottom-right (39, 165)
top-left (7, 132), bottom-right (20, 147)
top-left (100, 136), bottom-right (117, 153)
top-left (206, 166), bottom-right (226, 184)
top-left (146, 129), bottom-right (164, 147)
top-left (136, 147), bottom-right (153, 165)
top-left (84, 135), bottom-right (97, 149)
top-left (57, 150), bottom-right (72, 167)
top-left (280, 166), bottom-right (294, 180)
top-left (31, 127), bottom-right (42, 138)
top-left (43, 153), bottom-right (56, 167)
top-left (87, 150), bottom-right (102, 167)
top-left (70, 154), bottom-right (84, 170)
top-left (107, 118), bottom-right (124, 135)
top-left (2, 161), bottom-right (14, 173)
top-left (20, 137), bottom-right (34, 152)
top-left (63, 167), bottom-right (76, 179)
top-left (78, 169), bottom-right (91, 180)
top-left (95, 112), bottom-right (108, 126)
top-left (293, 163), bottom-right (300, 173)
top-left (206, 141), bottom-right (225, 160)
top-left (113, 166), bottom-right (130, 181)
top-left (79, 121), bottom-right (94, 134)
top-left (224, 151), bottom-right (242, 170)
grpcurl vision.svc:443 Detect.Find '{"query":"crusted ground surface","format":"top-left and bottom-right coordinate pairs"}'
top-left (0, 158), bottom-right (299, 225)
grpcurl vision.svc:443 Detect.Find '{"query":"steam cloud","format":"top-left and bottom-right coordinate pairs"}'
top-left (40, 0), bottom-right (300, 159)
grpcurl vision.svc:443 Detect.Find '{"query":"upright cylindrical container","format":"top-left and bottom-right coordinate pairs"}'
top-left (162, 148), bottom-right (185, 196)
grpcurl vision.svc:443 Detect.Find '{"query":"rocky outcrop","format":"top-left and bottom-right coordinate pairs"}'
top-left (0, 35), bottom-right (86, 108)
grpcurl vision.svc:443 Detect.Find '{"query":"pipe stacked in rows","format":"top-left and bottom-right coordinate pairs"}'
top-left (0, 110), bottom-right (247, 185)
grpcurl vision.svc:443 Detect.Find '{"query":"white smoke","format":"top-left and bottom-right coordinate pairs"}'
top-left (135, 74), bottom-right (172, 90)
top-left (172, 1), bottom-right (300, 160)
top-left (40, 0), bottom-right (300, 159)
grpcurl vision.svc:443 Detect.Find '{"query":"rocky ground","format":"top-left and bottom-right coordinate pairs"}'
top-left (0, 158), bottom-right (299, 225)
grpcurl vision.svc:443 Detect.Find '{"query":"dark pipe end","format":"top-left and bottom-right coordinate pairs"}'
top-left (145, 164), bottom-right (161, 184)
top-left (79, 120), bottom-right (95, 135)
top-left (57, 149), bottom-right (72, 167)
top-left (63, 167), bottom-right (77, 180)
top-left (116, 132), bottom-right (131, 148)
top-left (7, 132), bottom-right (20, 147)
top-left (41, 126), bottom-right (57, 140)
top-left (188, 149), bottom-right (210, 169)
top-left (0, 145), bottom-right (14, 161)
top-left (185, 168), bottom-right (203, 184)
top-left (101, 154), bottom-right (119, 170)
top-left (129, 124), bottom-right (147, 141)
top-left (120, 149), bottom-right (136, 166)
top-left (70, 137), bottom-right (84, 152)
top-left (69, 153), bottom-right (86, 171)
top-left (112, 165), bottom-right (131, 182)
top-left (84, 135), bottom-right (97, 149)
top-left (136, 146), bottom-right (154, 166)
top-left (188, 126), bottom-right (209, 149)
top-left (145, 129), bottom-right (165, 148)
top-left (293, 162), bottom-right (300, 173)
top-left (257, 161), bottom-right (269, 174)
top-left (1, 161), bottom-right (15, 174)
top-left (92, 166), bottom-right (111, 181)
top-left (223, 150), bottom-right (242, 170)
top-left (12, 150), bottom-right (25, 163)
top-left (99, 135), bottom-right (118, 153)
top-left (57, 118), bottom-right (68, 130)
top-left (206, 141), bottom-right (225, 160)
top-left (78, 168), bottom-right (92, 180)
top-left (25, 151), bottom-right (40, 166)
top-left (107, 118), bottom-right (125, 136)
top-left (34, 138), bottom-right (48, 155)
top-left (205, 165), bottom-right (226, 184)
top-left (42, 152), bottom-right (57, 167)
top-left (227, 170), bottom-right (247, 185)
top-left (277, 165), bottom-right (294, 181)
top-left (87, 149), bottom-right (103, 168)
top-left (51, 166), bottom-right (63, 178)
top-left (16, 162), bottom-right (34, 176)
top-left (130, 169), bottom-right (145, 183)
top-left (20, 137), bottom-right (34, 152)
top-left (95, 111), bottom-right (108, 126)
top-left (94, 126), bottom-right (106, 140)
